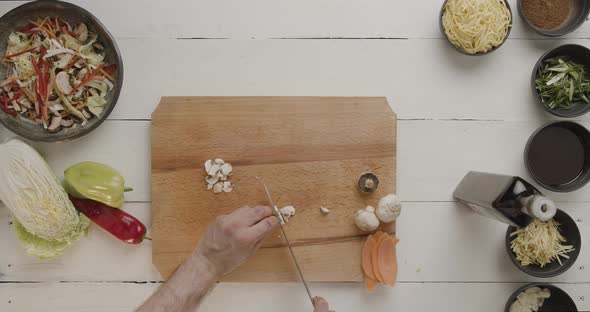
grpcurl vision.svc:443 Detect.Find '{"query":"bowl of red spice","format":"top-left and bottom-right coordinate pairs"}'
top-left (519, 0), bottom-right (590, 36)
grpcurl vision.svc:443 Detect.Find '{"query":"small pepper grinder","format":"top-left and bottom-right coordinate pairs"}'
top-left (453, 171), bottom-right (556, 228)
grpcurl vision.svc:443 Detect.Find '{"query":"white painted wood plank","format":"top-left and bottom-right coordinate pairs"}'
top-left (4, 119), bottom-right (590, 203)
top-left (1, 0), bottom-right (590, 39)
top-left (0, 120), bottom-right (151, 203)
top-left (0, 203), bottom-right (161, 282)
top-left (0, 282), bottom-right (588, 312)
top-left (1, 201), bottom-right (587, 283)
top-left (85, 38), bottom-right (590, 121)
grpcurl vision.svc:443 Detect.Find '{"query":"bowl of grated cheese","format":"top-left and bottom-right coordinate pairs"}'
top-left (505, 209), bottom-right (581, 278)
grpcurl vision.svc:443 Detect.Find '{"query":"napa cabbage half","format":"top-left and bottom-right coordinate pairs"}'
top-left (0, 139), bottom-right (89, 258)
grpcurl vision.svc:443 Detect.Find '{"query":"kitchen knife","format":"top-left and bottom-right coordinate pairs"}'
top-left (260, 181), bottom-right (314, 306)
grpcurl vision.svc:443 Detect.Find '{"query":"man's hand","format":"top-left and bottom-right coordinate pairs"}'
top-left (313, 297), bottom-right (332, 312)
top-left (193, 206), bottom-right (279, 279)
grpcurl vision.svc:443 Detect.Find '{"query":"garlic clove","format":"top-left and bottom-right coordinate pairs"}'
top-left (320, 206), bottom-right (330, 214)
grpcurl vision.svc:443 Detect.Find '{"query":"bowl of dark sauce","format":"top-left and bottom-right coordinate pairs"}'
top-left (525, 121), bottom-right (590, 192)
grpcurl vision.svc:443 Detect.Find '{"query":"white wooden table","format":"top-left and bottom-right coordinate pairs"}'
top-left (0, 1), bottom-right (589, 311)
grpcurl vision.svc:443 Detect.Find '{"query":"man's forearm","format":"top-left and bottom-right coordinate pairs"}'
top-left (137, 252), bottom-right (219, 312)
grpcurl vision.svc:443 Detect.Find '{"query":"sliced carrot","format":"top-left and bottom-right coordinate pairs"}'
top-left (364, 276), bottom-right (377, 291)
top-left (372, 230), bottom-right (385, 241)
top-left (372, 233), bottom-right (388, 284)
top-left (377, 237), bottom-right (399, 287)
top-left (362, 236), bottom-right (377, 280)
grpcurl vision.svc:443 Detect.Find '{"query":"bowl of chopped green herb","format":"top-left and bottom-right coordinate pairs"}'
top-left (532, 44), bottom-right (590, 118)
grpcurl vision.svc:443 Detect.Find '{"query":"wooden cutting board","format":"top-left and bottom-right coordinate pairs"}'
top-left (151, 97), bottom-right (397, 282)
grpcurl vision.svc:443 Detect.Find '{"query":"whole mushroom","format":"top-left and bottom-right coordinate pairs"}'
top-left (354, 206), bottom-right (380, 232)
top-left (376, 193), bottom-right (401, 223)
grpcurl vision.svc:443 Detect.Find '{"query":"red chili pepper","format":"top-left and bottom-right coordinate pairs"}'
top-left (1, 47), bottom-right (36, 60)
top-left (69, 196), bottom-right (147, 244)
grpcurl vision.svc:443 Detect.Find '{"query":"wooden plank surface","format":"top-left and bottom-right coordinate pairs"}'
top-left (152, 97), bottom-right (396, 281)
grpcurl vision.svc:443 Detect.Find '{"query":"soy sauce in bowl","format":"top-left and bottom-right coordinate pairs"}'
top-left (525, 121), bottom-right (590, 192)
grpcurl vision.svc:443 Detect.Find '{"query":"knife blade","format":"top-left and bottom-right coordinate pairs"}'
top-left (260, 182), bottom-right (314, 305)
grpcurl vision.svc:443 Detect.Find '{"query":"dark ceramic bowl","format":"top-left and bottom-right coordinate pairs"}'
top-left (518, 0), bottom-right (590, 37)
top-left (506, 209), bottom-right (581, 278)
top-left (0, 1), bottom-right (123, 142)
top-left (532, 44), bottom-right (590, 118)
top-left (505, 283), bottom-right (578, 312)
top-left (525, 121), bottom-right (590, 192)
top-left (439, 0), bottom-right (512, 55)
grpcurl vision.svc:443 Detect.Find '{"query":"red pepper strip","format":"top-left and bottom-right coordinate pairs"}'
top-left (1, 47), bottom-right (36, 60)
top-left (69, 196), bottom-right (147, 244)
top-left (104, 64), bottom-right (118, 75)
top-left (63, 55), bottom-right (80, 71)
top-left (98, 67), bottom-right (115, 81)
top-left (71, 64), bottom-right (104, 94)
top-left (0, 95), bottom-right (16, 117)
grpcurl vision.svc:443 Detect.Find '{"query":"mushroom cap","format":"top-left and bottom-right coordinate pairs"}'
top-left (355, 206), bottom-right (379, 231)
top-left (376, 194), bottom-right (401, 223)
top-left (55, 71), bottom-right (73, 94)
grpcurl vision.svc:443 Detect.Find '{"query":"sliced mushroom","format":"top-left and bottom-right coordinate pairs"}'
top-left (48, 115), bottom-right (62, 132)
top-left (208, 164), bottom-right (221, 176)
top-left (204, 159), bottom-right (213, 172)
top-left (214, 158), bottom-right (224, 165)
top-left (55, 53), bottom-right (74, 69)
top-left (213, 182), bottom-right (223, 194)
top-left (75, 23), bottom-right (88, 42)
top-left (220, 175), bottom-right (228, 181)
top-left (221, 163), bottom-right (232, 176)
top-left (222, 181), bottom-right (233, 193)
top-left (60, 118), bottom-right (74, 127)
top-left (207, 183), bottom-right (213, 190)
top-left (206, 175), bottom-right (219, 185)
top-left (77, 68), bottom-right (88, 80)
top-left (55, 71), bottom-right (73, 94)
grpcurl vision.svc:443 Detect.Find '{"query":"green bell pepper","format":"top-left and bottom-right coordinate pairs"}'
top-left (64, 161), bottom-right (132, 209)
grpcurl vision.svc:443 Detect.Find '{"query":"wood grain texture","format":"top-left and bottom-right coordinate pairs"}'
top-left (152, 97), bottom-right (397, 281)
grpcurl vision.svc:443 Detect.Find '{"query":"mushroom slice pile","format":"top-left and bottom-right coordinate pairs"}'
top-left (205, 158), bottom-right (233, 193)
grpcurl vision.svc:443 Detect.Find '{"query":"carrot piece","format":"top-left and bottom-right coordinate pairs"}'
top-left (372, 233), bottom-right (388, 284)
top-left (377, 237), bottom-right (399, 287)
top-left (364, 276), bottom-right (378, 291)
top-left (372, 230), bottom-right (385, 241)
top-left (361, 236), bottom-right (377, 280)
